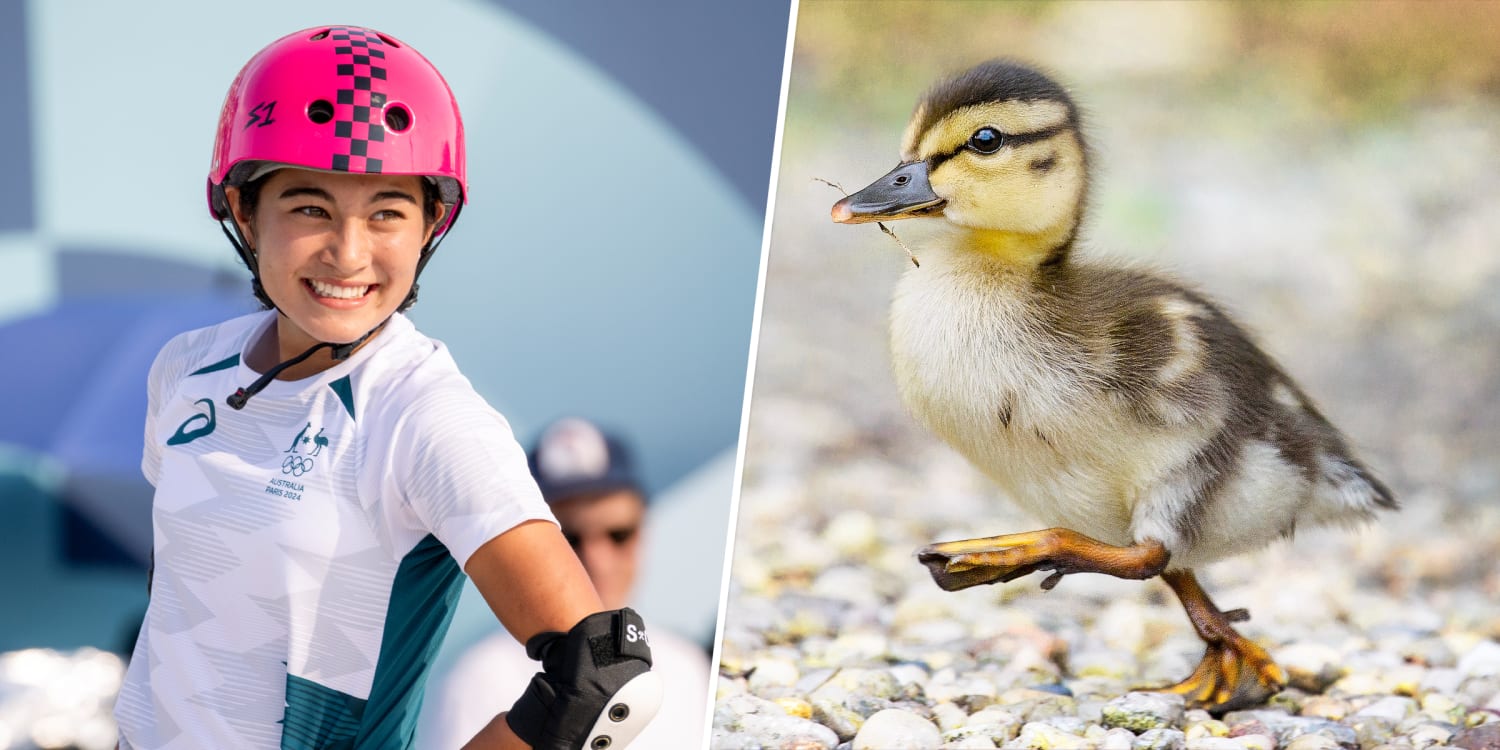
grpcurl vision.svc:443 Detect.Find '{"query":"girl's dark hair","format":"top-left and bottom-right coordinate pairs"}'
top-left (236, 172), bottom-right (445, 228)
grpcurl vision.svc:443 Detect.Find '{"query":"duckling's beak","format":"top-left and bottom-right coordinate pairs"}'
top-left (831, 161), bottom-right (946, 224)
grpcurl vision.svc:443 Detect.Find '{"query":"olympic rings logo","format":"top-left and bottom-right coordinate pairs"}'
top-left (282, 456), bottom-right (315, 476)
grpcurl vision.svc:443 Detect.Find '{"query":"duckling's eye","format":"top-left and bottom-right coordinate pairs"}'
top-left (968, 127), bottom-right (1004, 154)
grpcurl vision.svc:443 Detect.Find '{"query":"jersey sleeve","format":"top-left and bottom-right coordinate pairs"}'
top-left (389, 386), bottom-right (555, 570)
top-left (141, 333), bottom-right (191, 487)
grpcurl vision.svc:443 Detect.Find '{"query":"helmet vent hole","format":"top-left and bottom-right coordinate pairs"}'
top-left (376, 33), bottom-right (401, 48)
top-left (309, 29), bottom-right (331, 41)
top-left (307, 100), bottom-right (335, 124)
top-left (385, 105), bottom-right (412, 132)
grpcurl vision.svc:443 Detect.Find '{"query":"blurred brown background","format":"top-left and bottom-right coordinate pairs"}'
top-left (746, 0), bottom-right (1500, 562)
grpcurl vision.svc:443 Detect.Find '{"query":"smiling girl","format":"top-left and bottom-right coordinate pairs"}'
top-left (113, 26), bottom-right (658, 750)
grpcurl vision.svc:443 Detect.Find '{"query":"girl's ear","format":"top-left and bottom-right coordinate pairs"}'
top-left (424, 200), bottom-right (448, 246)
top-left (224, 185), bottom-right (256, 249)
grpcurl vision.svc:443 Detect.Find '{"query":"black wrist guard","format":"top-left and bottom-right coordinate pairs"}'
top-left (506, 607), bottom-right (662, 750)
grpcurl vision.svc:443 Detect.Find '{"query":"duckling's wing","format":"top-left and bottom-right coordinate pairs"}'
top-left (1184, 289), bottom-right (1397, 518)
top-left (1061, 267), bottom-right (1396, 555)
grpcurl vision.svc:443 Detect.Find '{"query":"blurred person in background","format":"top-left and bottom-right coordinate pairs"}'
top-left (418, 417), bottom-right (712, 750)
top-left (115, 26), bottom-right (658, 750)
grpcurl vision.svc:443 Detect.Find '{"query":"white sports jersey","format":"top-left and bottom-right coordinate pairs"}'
top-left (115, 311), bottom-right (554, 750)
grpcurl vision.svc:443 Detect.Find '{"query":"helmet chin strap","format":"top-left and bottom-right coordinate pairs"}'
top-left (225, 325), bottom-right (380, 410)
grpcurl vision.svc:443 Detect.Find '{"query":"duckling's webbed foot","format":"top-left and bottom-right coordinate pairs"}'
top-left (916, 528), bottom-right (1167, 592)
top-left (1158, 569), bottom-right (1287, 714)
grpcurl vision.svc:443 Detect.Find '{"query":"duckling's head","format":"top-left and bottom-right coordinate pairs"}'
top-left (832, 60), bottom-right (1089, 265)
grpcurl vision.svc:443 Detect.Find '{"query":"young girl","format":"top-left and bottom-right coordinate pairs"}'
top-left (114, 26), bottom-right (658, 750)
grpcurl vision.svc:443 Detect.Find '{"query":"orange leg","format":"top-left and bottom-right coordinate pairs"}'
top-left (917, 529), bottom-right (1284, 712)
top-left (916, 528), bottom-right (1168, 591)
top-left (1159, 570), bottom-right (1287, 713)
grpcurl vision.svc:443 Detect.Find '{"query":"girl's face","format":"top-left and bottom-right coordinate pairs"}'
top-left (228, 168), bottom-right (441, 354)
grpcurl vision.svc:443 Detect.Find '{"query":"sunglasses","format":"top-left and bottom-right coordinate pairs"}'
top-left (563, 525), bottom-right (640, 550)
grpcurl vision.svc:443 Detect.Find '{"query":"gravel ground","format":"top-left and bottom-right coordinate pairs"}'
top-left (714, 434), bottom-right (1500, 748)
top-left (713, 17), bottom-right (1500, 749)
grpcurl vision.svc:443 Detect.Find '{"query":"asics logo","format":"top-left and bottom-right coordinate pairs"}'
top-left (282, 456), bottom-right (315, 476)
top-left (167, 399), bottom-right (216, 446)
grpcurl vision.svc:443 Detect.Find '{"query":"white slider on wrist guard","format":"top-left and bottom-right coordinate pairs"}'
top-left (583, 670), bottom-right (663, 749)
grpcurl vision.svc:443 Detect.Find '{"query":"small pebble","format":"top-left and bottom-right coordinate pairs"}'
top-left (1222, 711), bottom-right (1359, 748)
top-left (966, 707), bottom-right (1024, 740)
top-left (1040, 715), bottom-right (1089, 735)
top-left (1186, 738), bottom-right (1246, 750)
top-left (1136, 729), bottom-right (1188, 750)
top-left (1408, 722), bottom-right (1456, 749)
top-left (1302, 697), bottom-right (1353, 721)
top-left (823, 510), bottom-right (880, 557)
top-left (1349, 716), bottom-right (1395, 747)
top-left (749, 656), bottom-right (801, 694)
top-left (1186, 721), bottom-right (1231, 741)
top-left (1358, 698), bottom-right (1419, 724)
top-left (812, 697), bottom-right (865, 741)
top-left (828, 668), bottom-right (904, 701)
top-left (931, 702), bottom-right (967, 732)
top-left (727, 706), bottom-right (842, 749)
top-left (1103, 692), bottom-right (1188, 732)
top-left (1239, 735), bottom-right (1277, 750)
top-left (1279, 643), bottom-right (1348, 692)
top-left (778, 696), bottom-right (814, 719)
top-left (1103, 729), bottom-right (1138, 750)
top-left (945, 735), bottom-right (1001, 749)
top-left (1459, 642), bottom-right (1500, 679)
top-left (709, 729), bottom-right (764, 750)
top-left (843, 692), bottom-right (896, 720)
top-left (1284, 735), bottom-right (1341, 750)
top-left (821, 630), bottom-right (893, 665)
top-left (1422, 670), bottom-right (1465, 697)
top-left (852, 708), bottom-right (942, 750)
top-left (1421, 694), bottom-right (1466, 725)
top-left (1231, 720), bottom-right (1276, 740)
top-left (1016, 721), bottom-right (1098, 750)
top-left (1454, 723), bottom-right (1500, 750)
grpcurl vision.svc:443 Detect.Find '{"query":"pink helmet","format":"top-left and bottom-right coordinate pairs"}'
top-left (208, 25), bottom-right (466, 236)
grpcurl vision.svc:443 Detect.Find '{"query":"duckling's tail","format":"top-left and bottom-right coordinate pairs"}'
top-left (1312, 455), bottom-right (1399, 526)
top-left (1360, 464), bottom-right (1398, 511)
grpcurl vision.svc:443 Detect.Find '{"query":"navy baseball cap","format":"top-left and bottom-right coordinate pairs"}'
top-left (527, 417), bottom-right (644, 504)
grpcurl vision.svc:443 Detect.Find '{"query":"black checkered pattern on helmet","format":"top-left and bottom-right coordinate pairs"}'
top-left (328, 27), bottom-right (388, 173)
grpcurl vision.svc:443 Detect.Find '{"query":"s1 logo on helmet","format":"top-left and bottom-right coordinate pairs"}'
top-left (244, 101), bottom-right (277, 130)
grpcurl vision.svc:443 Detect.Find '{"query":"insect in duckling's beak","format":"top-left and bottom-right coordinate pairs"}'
top-left (831, 161), bottom-right (946, 224)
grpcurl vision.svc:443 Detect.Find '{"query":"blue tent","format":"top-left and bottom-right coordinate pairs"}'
top-left (0, 292), bottom-right (258, 563)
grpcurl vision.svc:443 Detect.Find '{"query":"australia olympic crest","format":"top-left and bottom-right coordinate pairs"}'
top-left (266, 421), bottom-right (332, 500)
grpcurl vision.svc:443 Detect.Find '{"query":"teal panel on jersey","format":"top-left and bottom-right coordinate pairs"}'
top-left (281, 673), bottom-right (364, 750)
top-left (188, 353), bottom-right (240, 377)
top-left (356, 534), bottom-right (465, 748)
top-left (329, 376), bottom-right (356, 421)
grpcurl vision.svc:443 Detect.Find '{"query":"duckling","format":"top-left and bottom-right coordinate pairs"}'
top-left (830, 60), bottom-right (1396, 712)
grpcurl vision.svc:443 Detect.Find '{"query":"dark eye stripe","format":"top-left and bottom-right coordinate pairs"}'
top-left (1005, 124), bottom-right (1069, 147)
top-left (929, 123), bottom-right (1070, 170)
